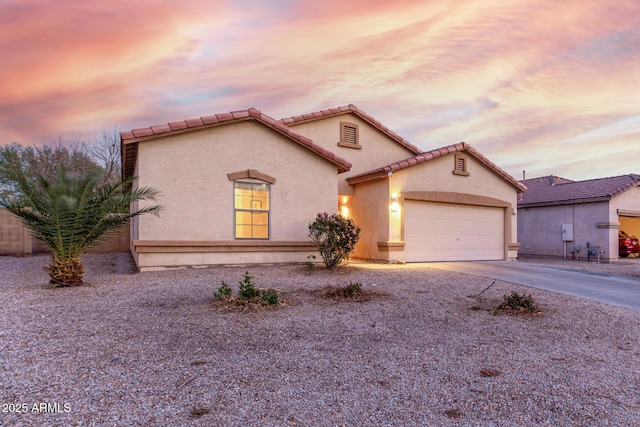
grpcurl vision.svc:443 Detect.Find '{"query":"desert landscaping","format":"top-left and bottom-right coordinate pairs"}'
top-left (1, 253), bottom-right (639, 426)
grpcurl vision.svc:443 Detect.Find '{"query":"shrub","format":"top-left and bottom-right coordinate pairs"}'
top-left (343, 282), bottom-right (363, 298)
top-left (308, 212), bottom-right (361, 269)
top-left (238, 272), bottom-right (257, 300)
top-left (305, 255), bottom-right (316, 270)
top-left (213, 272), bottom-right (281, 309)
top-left (493, 291), bottom-right (538, 315)
top-left (321, 282), bottom-right (372, 301)
top-left (260, 289), bottom-right (280, 305)
top-left (213, 281), bottom-right (232, 300)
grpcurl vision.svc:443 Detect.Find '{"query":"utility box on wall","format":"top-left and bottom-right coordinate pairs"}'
top-left (562, 223), bottom-right (574, 241)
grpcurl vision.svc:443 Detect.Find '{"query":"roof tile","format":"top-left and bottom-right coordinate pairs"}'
top-left (201, 116), bottom-right (218, 125)
top-left (519, 174), bottom-right (640, 206)
top-left (151, 124), bottom-right (171, 134)
top-left (298, 135), bottom-right (313, 146)
top-left (216, 113), bottom-right (233, 121)
top-left (185, 118), bottom-right (204, 127)
top-left (169, 121), bottom-right (189, 130)
top-left (119, 130), bottom-right (134, 140)
top-left (231, 110), bottom-right (250, 119)
top-left (279, 104), bottom-right (421, 155)
top-left (121, 107), bottom-right (352, 178)
top-left (347, 142), bottom-right (525, 192)
top-left (132, 128), bottom-right (154, 138)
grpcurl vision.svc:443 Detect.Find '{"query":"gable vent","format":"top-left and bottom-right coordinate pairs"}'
top-left (339, 121), bottom-right (361, 149)
top-left (343, 125), bottom-right (357, 144)
top-left (453, 153), bottom-right (469, 176)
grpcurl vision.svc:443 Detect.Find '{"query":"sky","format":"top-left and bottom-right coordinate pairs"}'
top-left (1, 0), bottom-right (639, 181)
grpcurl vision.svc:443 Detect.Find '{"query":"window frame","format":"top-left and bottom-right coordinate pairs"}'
top-left (233, 181), bottom-right (271, 240)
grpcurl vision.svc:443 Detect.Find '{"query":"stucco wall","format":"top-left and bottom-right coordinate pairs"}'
top-left (349, 179), bottom-right (390, 261)
top-left (518, 184), bottom-right (640, 262)
top-left (349, 151), bottom-right (521, 262)
top-left (518, 202), bottom-right (613, 260)
top-left (390, 153), bottom-right (519, 244)
top-left (287, 114), bottom-right (416, 194)
top-left (133, 121), bottom-right (340, 269)
top-left (613, 185), bottom-right (640, 238)
top-left (610, 185), bottom-right (640, 217)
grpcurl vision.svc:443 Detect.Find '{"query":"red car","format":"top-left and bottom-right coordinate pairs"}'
top-left (619, 231), bottom-right (640, 257)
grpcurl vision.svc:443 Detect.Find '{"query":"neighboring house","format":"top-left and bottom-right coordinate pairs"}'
top-left (518, 174), bottom-right (640, 262)
top-left (121, 105), bottom-right (525, 271)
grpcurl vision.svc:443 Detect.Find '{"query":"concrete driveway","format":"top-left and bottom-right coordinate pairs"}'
top-left (427, 261), bottom-right (640, 311)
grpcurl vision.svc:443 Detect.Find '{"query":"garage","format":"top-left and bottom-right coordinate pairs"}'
top-left (619, 214), bottom-right (640, 241)
top-left (404, 201), bottom-right (505, 262)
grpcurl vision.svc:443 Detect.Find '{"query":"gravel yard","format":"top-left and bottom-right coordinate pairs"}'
top-left (1, 253), bottom-right (639, 426)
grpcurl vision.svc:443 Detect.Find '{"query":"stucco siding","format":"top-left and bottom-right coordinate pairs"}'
top-left (518, 201), bottom-right (612, 259)
top-left (287, 115), bottom-right (416, 194)
top-left (135, 121), bottom-right (338, 244)
top-left (132, 121), bottom-right (340, 269)
top-left (612, 185), bottom-right (640, 218)
top-left (391, 154), bottom-right (515, 201)
top-left (612, 185), bottom-right (640, 252)
top-left (390, 154), bottom-right (519, 246)
top-left (518, 184), bottom-right (640, 261)
top-left (349, 179), bottom-right (391, 261)
top-left (136, 249), bottom-right (321, 271)
top-left (349, 151), bottom-right (520, 262)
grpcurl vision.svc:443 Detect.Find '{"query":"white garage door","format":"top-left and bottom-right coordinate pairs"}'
top-left (404, 201), bottom-right (504, 262)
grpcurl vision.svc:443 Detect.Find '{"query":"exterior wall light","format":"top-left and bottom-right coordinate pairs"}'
top-left (390, 192), bottom-right (400, 212)
top-left (339, 196), bottom-right (349, 217)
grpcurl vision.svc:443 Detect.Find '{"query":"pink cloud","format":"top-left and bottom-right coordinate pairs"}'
top-left (1, 0), bottom-right (639, 180)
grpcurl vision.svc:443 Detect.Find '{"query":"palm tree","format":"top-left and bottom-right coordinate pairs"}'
top-left (1, 166), bottom-right (162, 286)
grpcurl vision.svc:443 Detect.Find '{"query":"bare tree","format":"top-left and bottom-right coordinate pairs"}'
top-left (90, 127), bottom-right (121, 184)
top-left (1, 128), bottom-right (124, 203)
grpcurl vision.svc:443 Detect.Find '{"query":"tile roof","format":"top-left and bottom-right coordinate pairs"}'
top-left (519, 174), bottom-right (640, 207)
top-left (120, 108), bottom-right (352, 179)
top-left (346, 142), bottom-right (527, 192)
top-left (279, 104), bottom-right (422, 155)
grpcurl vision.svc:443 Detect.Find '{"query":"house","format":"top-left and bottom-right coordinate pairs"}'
top-left (517, 174), bottom-right (640, 261)
top-left (121, 105), bottom-right (526, 271)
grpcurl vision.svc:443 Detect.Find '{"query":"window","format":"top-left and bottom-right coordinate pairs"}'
top-left (234, 182), bottom-right (270, 239)
top-left (338, 122), bottom-right (362, 149)
top-left (453, 153), bottom-right (469, 176)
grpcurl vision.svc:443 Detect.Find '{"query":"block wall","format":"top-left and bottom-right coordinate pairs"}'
top-left (0, 208), bottom-right (129, 256)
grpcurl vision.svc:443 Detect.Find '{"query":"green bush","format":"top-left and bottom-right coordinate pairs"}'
top-left (260, 289), bottom-right (280, 305)
top-left (305, 254), bottom-right (316, 270)
top-left (213, 281), bottom-right (232, 300)
top-left (343, 282), bottom-right (363, 297)
top-left (308, 212), bottom-right (361, 269)
top-left (213, 272), bottom-right (281, 308)
top-left (238, 272), bottom-right (257, 300)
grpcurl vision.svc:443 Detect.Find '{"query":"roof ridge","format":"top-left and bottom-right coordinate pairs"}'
top-left (279, 104), bottom-right (421, 155)
top-left (518, 172), bottom-right (640, 207)
top-left (347, 142), bottom-right (526, 192)
top-left (121, 108), bottom-right (352, 178)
